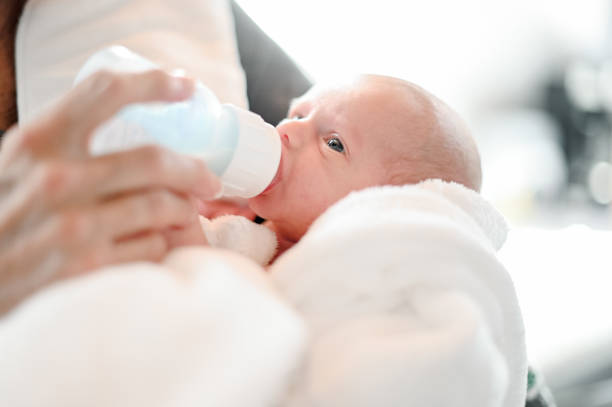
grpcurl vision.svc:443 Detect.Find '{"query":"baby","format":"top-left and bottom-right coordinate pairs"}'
top-left (0, 75), bottom-right (527, 407)
top-left (244, 74), bottom-right (482, 259)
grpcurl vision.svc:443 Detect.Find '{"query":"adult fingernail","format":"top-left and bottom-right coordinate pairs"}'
top-left (213, 186), bottom-right (224, 200)
top-left (190, 157), bottom-right (223, 199)
top-left (195, 198), bottom-right (207, 213)
top-left (170, 68), bottom-right (187, 78)
top-left (196, 177), bottom-right (223, 201)
top-left (168, 76), bottom-right (193, 98)
top-left (188, 195), bottom-right (200, 210)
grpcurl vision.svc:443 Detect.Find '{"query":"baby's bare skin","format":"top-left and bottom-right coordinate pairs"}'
top-left (248, 74), bottom-right (482, 259)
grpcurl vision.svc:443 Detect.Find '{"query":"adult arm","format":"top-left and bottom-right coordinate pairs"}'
top-left (230, 1), bottom-right (312, 126)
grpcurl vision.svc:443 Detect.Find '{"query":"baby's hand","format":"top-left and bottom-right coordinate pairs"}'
top-left (197, 198), bottom-right (256, 220)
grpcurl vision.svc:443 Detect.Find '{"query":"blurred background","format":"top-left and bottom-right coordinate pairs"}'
top-left (237, 1), bottom-right (611, 405)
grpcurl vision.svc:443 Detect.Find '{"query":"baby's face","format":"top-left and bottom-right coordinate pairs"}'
top-left (248, 77), bottom-right (408, 241)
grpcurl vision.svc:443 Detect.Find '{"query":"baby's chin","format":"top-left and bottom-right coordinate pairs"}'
top-left (247, 192), bottom-right (278, 222)
top-left (247, 189), bottom-right (302, 232)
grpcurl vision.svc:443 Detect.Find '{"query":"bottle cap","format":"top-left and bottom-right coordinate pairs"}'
top-left (219, 104), bottom-right (281, 198)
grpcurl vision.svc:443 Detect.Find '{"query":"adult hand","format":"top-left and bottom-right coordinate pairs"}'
top-left (0, 69), bottom-right (221, 315)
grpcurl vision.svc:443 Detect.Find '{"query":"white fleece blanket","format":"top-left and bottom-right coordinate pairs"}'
top-left (0, 180), bottom-right (527, 407)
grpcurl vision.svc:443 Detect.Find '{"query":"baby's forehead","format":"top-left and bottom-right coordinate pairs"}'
top-left (292, 77), bottom-right (413, 112)
top-left (290, 83), bottom-right (345, 107)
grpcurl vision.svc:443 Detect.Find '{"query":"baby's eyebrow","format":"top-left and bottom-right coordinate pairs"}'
top-left (288, 95), bottom-right (312, 114)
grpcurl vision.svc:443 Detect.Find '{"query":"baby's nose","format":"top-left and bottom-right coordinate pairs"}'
top-left (276, 118), bottom-right (310, 149)
top-left (280, 133), bottom-right (290, 147)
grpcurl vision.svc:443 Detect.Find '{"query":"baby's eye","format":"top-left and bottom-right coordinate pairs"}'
top-left (326, 136), bottom-right (345, 153)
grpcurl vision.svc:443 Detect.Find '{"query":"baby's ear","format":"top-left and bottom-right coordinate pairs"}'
top-left (201, 215), bottom-right (278, 266)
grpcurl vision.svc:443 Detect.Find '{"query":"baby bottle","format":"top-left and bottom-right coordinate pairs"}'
top-left (74, 46), bottom-right (280, 198)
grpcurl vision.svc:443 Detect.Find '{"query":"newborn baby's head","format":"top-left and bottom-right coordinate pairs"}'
top-left (248, 74), bottom-right (481, 242)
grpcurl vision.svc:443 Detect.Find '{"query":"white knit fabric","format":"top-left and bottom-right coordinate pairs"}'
top-left (15, 0), bottom-right (247, 124)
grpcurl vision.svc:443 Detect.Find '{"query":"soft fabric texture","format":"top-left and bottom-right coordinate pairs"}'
top-left (271, 179), bottom-right (526, 407)
top-left (16, 0), bottom-right (248, 124)
top-left (0, 248), bottom-right (306, 407)
top-left (0, 179), bottom-right (526, 407)
top-left (200, 214), bottom-right (278, 266)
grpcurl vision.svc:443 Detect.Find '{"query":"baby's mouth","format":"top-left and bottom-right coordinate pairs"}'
top-left (261, 153), bottom-right (283, 195)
